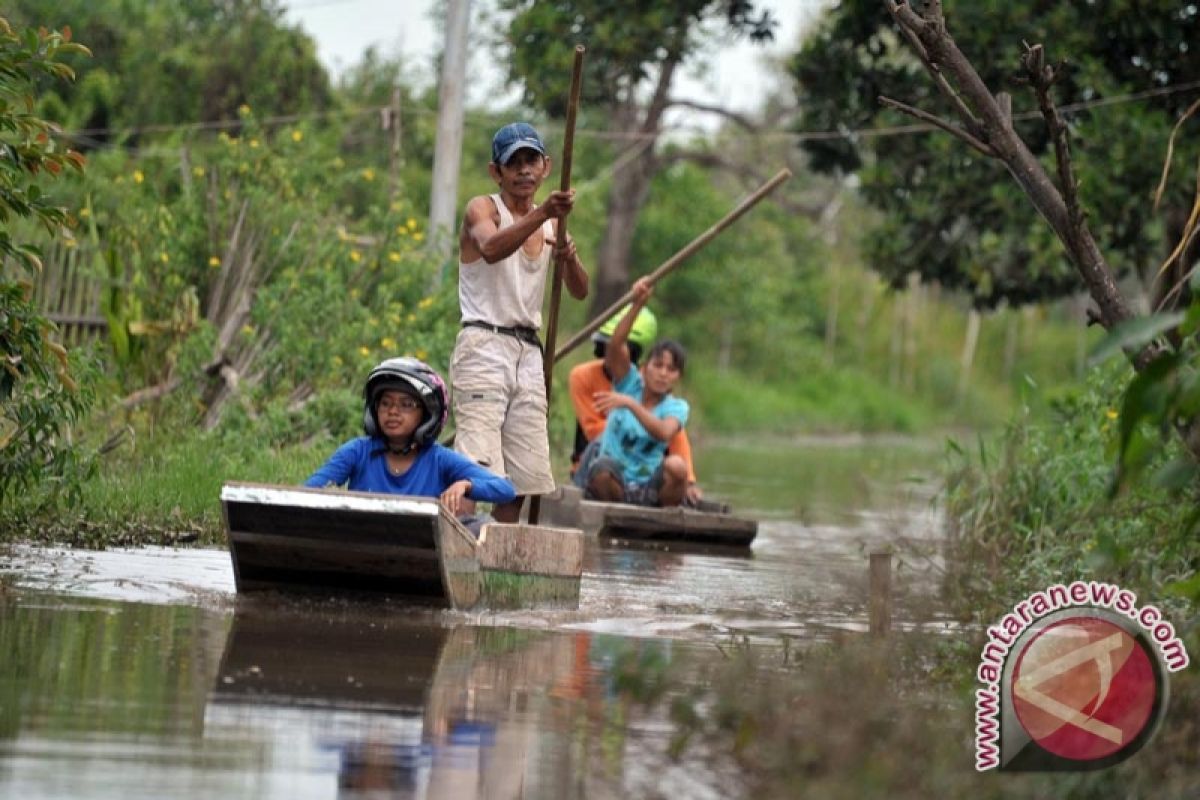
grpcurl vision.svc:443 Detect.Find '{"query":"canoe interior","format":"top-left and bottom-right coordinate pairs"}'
top-left (537, 485), bottom-right (758, 548)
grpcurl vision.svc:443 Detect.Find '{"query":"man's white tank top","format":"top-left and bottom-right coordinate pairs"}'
top-left (459, 194), bottom-right (554, 329)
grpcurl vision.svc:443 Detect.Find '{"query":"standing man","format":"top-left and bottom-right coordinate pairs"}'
top-left (451, 122), bottom-right (588, 523)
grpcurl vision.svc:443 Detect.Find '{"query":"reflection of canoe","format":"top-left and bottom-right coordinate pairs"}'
top-left (537, 485), bottom-right (757, 549)
top-left (211, 609), bottom-right (450, 711)
top-left (219, 482), bottom-right (583, 609)
top-left (204, 611), bottom-right (586, 798)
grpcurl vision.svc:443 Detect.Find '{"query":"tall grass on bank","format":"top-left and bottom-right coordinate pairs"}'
top-left (0, 390), bottom-right (361, 547)
top-left (941, 365), bottom-right (1200, 625)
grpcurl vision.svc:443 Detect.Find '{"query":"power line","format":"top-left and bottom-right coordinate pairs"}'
top-left (55, 78), bottom-right (1200, 150)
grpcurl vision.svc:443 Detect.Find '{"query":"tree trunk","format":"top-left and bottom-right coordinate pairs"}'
top-left (589, 54), bottom-right (679, 318)
top-left (593, 143), bottom-right (656, 315)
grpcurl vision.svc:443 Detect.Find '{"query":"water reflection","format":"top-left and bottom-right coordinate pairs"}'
top-left (205, 603), bottom-right (595, 798)
top-left (2, 593), bottom-right (707, 799)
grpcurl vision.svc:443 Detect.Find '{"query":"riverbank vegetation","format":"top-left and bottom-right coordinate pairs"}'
top-left (0, 3), bottom-right (1092, 542)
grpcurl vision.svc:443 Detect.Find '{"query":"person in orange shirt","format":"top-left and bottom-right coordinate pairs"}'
top-left (567, 303), bottom-right (703, 505)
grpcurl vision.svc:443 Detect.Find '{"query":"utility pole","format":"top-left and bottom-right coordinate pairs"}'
top-left (387, 85), bottom-right (403, 203)
top-left (428, 0), bottom-right (471, 281)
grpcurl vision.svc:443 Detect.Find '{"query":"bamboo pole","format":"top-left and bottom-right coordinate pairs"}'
top-left (542, 44), bottom-right (586, 393)
top-left (529, 43), bottom-right (585, 526)
top-left (552, 167), bottom-right (792, 364)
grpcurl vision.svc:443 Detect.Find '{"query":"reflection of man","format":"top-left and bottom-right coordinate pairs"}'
top-left (337, 737), bottom-right (430, 797)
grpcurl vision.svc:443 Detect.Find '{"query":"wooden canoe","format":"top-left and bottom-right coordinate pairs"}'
top-left (220, 481), bottom-right (584, 609)
top-left (536, 485), bottom-right (757, 549)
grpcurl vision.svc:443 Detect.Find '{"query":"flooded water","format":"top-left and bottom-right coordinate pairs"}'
top-left (0, 436), bottom-right (946, 799)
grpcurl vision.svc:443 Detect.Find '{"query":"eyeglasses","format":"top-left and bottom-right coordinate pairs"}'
top-left (378, 397), bottom-right (422, 412)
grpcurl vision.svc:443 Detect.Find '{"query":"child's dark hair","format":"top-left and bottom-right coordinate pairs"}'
top-left (593, 340), bottom-right (644, 366)
top-left (647, 339), bottom-right (686, 374)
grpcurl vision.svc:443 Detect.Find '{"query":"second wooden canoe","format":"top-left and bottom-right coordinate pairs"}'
top-left (536, 485), bottom-right (757, 549)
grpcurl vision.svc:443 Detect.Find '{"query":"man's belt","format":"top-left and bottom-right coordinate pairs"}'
top-left (462, 320), bottom-right (542, 347)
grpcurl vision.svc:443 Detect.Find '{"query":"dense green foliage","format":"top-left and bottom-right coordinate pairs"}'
top-left (0, 18), bottom-right (96, 504)
top-left (0, 1), bottom-right (1098, 538)
top-left (499, 0), bottom-right (774, 115)
top-left (8, 0), bottom-right (331, 135)
top-left (790, 0), bottom-right (1200, 308)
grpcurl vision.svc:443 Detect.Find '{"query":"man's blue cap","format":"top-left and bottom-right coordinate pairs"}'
top-left (491, 122), bottom-right (547, 165)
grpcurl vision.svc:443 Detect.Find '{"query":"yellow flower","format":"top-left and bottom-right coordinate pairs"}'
top-left (237, 162), bottom-right (249, 174)
top-left (395, 225), bottom-right (408, 236)
top-left (78, 207), bottom-right (90, 218)
top-left (193, 166), bottom-right (205, 178)
top-left (333, 157), bottom-right (345, 168)
top-left (64, 238), bottom-right (78, 249)
top-left (1105, 409), bottom-right (1119, 420)
top-left (208, 256), bottom-right (221, 268)
top-left (406, 218), bottom-right (417, 230)
top-left (388, 251), bottom-right (401, 263)
top-left (133, 170), bottom-right (144, 184)
top-left (332, 356), bottom-right (343, 367)
top-left (350, 288), bottom-right (360, 299)
top-left (415, 348), bottom-right (427, 360)
top-left (359, 346), bottom-right (370, 357)
top-left (159, 252), bottom-right (169, 263)
top-left (238, 103), bottom-right (251, 116)
top-left (418, 297), bottom-right (433, 310)
top-left (389, 201), bottom-right (402, 212)
top-left (249, 138), bottom-right (260, 149)
top-left (360, 168), bottom-right (375, 181)
top-left (406, 313), bottom-right (416, 323)
top-left (291, 130), bottom-right (303, 142)
top-left (349, 250), bottom-right (362, 262)
top-left (241, 324), bottom-right (255, 336)
top-left (380, 337), bottom-right (397, 350)
top-left (412, 231), bottom-right (424, 242)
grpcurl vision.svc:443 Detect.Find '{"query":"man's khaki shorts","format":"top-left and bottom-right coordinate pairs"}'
top-left (450, 326), bottom-right (555, 497)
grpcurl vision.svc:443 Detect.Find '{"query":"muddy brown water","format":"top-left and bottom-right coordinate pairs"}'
top-left (0, 436), bottom-right (947, 799)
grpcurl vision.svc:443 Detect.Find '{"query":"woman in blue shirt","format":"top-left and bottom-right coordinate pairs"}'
top-left (306, 358), bottom-right (515, 514)
top-left (573, 278), bottom-right (690, 507)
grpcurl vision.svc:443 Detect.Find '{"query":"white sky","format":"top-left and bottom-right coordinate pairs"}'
top-left (281, 0), bottom-right (825, 128)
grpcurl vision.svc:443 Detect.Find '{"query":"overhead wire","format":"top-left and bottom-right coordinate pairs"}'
top-left (55, 78), bottom-right (1200, 153)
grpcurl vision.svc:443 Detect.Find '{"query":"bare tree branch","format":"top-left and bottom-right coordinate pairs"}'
top-left (664, 98), bottom-right (760, 131)
top-left (884, 0), bottom-right (983, 132)
top-left (878, 96), bottom-right (995, 156)
top-left (882, 0), bottom-right (1145, 360)
top-left (1022, 44), bottom-right (1087, 251)
top-left (659, 148), bottom-right (829, 218)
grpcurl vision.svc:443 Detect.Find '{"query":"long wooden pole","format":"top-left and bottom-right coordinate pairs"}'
top-left (542, 44), bottom-right (586, 393)
top-left (553, 167), bottom-right (792, 364)
top-left (530, 44), bottom-right (585, 525)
